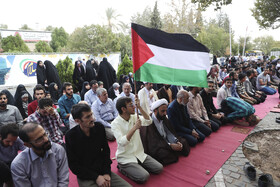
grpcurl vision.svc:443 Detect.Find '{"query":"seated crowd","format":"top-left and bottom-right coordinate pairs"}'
top-left (1, 57), bottom-right (278, 186)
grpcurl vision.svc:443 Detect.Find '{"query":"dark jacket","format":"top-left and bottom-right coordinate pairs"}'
top-left (65, 122), bottom-right (112, 181)
top-left (200, 89), bottom-right (218, 118)
top-left (167, 100), bottom-right (196, 135)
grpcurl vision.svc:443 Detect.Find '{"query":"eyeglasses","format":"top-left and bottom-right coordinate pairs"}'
top-left (29, 132), bottom-right (49, 144)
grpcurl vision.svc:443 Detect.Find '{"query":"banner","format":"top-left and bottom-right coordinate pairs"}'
top-left (0, 53), bottom-right (120, 87)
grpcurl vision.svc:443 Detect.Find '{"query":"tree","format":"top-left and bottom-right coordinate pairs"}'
top-left (150, 1), bottom-right (162, 29)
top-left (117, 33), bottom-right (132, 59)
top-left (1, 34), bottom-right (30, 52)
top-left (50, 27), bottom-right (69, 52)
top-left (67, 24), bottom-right (120, 55)
top-left (35, 41), bottom-right (53, 52)
top-left (217, 12), bottom-right (230, 33)
top-left (238, 36), bottom-right (253, 54)
top-left (191, 0), bottom-right (232, 10)
top-left (19, 24), bottom-right (32, 30)
top-left (196, 23), bottom-right (230, 56)
top-left (194, 6), bottom-right (203, 35)
top-left (252, 0), bottom-right (280, 29)
top-left (45, 25), bottom-right (55, 32)
top-left (162, 0), bottom-right (198, 36)
top-left (117, 54), bottom-right (133, 80)
top-left (105, 7), bottom-right (120, 31)
top-left (131, 7), bottom-right (152, 27)
top-left (253, 36), bottom-right (275, 55)
top-left (56, 56), bottom-right (74, 85)
top-left (0, 24), bottom-right (8, 29)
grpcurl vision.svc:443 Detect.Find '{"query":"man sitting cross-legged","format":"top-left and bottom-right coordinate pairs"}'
top-left (11, 122), bottom-right (69, 187)
top-left (112, 97), bottom-right (163, 184)
top-left (140, 99), bottom-right (190, 166)
top-left (66, 103), bottom-right (131, 187)
top-left (167, 90), bottom-right (205, 147)
top-left (92, 88), bottom-right (118, 141)
top-left (188, 87), bottom-right (220, 137)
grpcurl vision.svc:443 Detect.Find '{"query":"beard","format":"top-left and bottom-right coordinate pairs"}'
top-left (31, 139), bottom-right (52, 151)
top-left (0, 102), bottom-right (7, 107)
top-left (156, 112), bottom-right (167, 121)
top-left (66, 91), bottom-right (73, 97)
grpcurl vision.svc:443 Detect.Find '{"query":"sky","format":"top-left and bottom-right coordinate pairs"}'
top-left (1, 0), bottom-right (279, 42)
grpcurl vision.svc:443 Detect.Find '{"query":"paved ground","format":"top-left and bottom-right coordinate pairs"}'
top-left (206, 112), bottom-right (280, 187)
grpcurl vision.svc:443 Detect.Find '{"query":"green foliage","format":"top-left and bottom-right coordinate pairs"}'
top-left (191, 0), bottom-right (232, 11)
top-left (271, 48), bottom-right (280, 51)
top-left (251, 0), bottom-right (280, 29)
top-left (35, 41), bottom-right (53, 52)
top-left (196, 23), bottom-right (230, 56)
top-left (162, 0), bottom-right (201, 37)
top-left (238, 36), bottom-right (253, 54)
top-left (1, 34), bottom-right (30, 52)
top-left (131, 7), bottom-right (152, 27)
top-left (216, 12), bottom-right (230, 32)
top-left (253, 36), bottom-right (275, 55)
top-left (106, 7), bottom-right (120, 31)
top-left (270, 56), bottom-right (276, 60)
top-left (50, 27), bottom-right (69, 52)
top-left (20, 24), bottom-right (32, 30)
top-left (56, 56), bottom-right (74, 85)
top-left (150, 1), bottom-right (162, 29)
top-left (45, 25), bottom-right (55, 32)
top-left (67, 24), bottom-right (120, 55)
top-left (117, 33), bottom-right (132, 59)
top-left (0, 24), bottom-right (8, 29)
top-left (117, 54), bottom-right (133, 80)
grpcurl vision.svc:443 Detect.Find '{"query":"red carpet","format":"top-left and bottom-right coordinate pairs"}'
top-left (69, 94), bottom-right (278, 187)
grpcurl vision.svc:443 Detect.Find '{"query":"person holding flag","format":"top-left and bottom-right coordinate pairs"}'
top-left (111, 97), bottom-right (163, 184)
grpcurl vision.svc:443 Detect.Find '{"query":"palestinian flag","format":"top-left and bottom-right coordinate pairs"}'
top-left (131, 23), bottom-right (210, 87)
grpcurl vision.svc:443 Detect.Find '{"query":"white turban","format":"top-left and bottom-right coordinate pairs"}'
top-left (151, 99), bottom-right (168, 111)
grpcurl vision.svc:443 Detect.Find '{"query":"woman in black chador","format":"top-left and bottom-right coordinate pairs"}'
top-left (44, 60), bottom-right (62, 92)
top-left (97, 57), bottom-right (116, 90)
top-left (48, 82), bottom-right (61, 104)
top-left (14, 85), bottom-right (33, 119)
top-left (73, 60), bottom-right (85, 93)
top-left (36, 60), bottom-right (47, 88)
top-left (80, 81), bottom-right (90, 100)
top-left (85, 59), bottom-right (97, 82)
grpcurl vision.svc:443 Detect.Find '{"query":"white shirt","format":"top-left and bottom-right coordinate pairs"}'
top-left (111, 114), bottom-right (152, 164)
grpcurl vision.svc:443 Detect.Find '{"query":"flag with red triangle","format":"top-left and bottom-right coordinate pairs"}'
top-left (131, 23), bottom-right (210, 87)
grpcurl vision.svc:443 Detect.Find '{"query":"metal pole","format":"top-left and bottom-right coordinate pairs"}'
top-left (229, 20), bottom-right (232, 57)
top-left (242, 26), bottom-right (248, 56)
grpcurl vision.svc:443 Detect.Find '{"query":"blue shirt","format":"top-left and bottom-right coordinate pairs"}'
top-left (92, 98), bottom-right (118, 128)
top-left (0, 138), bottom-right (25, 164)
top-left (231, 81), bottom-right (240, 98)
top-left (11, 142), bottom-right (69, 187)
top-left (84, 89), bottom-right (98, 106)
top-left (58, 94), bottom-right (81, 124)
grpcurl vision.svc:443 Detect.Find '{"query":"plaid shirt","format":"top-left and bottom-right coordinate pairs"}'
top-left (226, 97), bottom-right (255, 120)
top-left (27, 110), bottom-right (64, 145)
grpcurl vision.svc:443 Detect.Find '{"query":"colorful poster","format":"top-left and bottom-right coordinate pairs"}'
top-left (0, 53), bottom-right (120, 87)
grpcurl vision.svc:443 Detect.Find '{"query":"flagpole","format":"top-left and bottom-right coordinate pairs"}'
top-left (134, 79), bottom-right (139, 119)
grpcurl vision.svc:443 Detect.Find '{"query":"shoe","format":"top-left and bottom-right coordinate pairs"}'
top-left (243, 162), bottom-right (256, 181)
top-left (276, 118), bottom-right (280, 124)
top-left (258, 173), bottom-right (273, 187)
